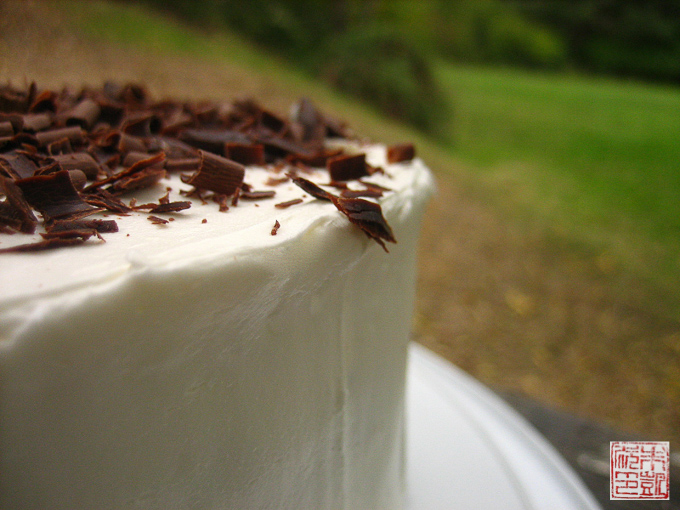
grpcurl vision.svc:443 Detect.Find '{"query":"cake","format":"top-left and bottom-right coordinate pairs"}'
top-left (0, 83), bottom-right (434, 509)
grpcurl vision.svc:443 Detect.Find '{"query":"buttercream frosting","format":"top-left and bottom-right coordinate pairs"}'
top-left (0, 139), bottom-right (434, 509)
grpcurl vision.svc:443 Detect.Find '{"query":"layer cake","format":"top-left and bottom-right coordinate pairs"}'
top-left (0, 83), bottom-right (434, 509)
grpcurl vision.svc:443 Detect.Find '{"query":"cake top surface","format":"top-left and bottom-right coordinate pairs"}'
top-left (0, 83), bottom-right (433, 309)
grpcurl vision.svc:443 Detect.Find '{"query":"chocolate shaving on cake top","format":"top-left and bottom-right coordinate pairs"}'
top-left (0, 82), bottom-right (414, 253)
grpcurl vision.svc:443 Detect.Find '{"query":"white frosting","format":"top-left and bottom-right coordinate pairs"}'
top-left (0, 144), bottom-right (434, 509)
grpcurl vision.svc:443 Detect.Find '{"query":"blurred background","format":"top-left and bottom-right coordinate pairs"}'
top-left (2, 0), bottom-right (679, 503)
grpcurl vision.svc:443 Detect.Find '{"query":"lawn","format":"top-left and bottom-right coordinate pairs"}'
top-left (436, 63), bottom-right (680, 319)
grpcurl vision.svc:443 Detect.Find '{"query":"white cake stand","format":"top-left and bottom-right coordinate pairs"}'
top-left (405, 343), bottom-right (602, 510)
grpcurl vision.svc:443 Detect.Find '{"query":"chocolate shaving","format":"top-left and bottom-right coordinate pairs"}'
top-left (149, 201), bottom-right (191, 213)
top-left (275, 198), bottom-right (303, 209)
top-left (187, 150), bottom-right (244, 196)
top-left (327, 153), bottom-right (368, 181)
top-left (290, 174), bottom-right (396, 251)
top-left (0, 152), bottom-right (38, 179)
top-left (16, 169), bottom-right (97, 220)
top-left (0, 175), bottom-right (38, 233)
top-left (224, 143), bottom-right (265, 166)
top-left (288, 174), bottom-right (333, 201)
top-left (387, 143), bottom-right (415, 163)
top-left (164, 157), bottom-right (200, 173)
top-left (41, 229), bottom-right (97, 241)
top-left (271, 219), bottom-right (281, 235)
top-left (65, 98), bottom-right (101, 129)
top-left (0, 236), bottom-right (90, 253)
top-left (239, 189), bottom-right (276, 200)
top-left (21, 112), bottom-right (52, 133)
top-left (35, 126), bottom-right (85, 148)
top-left (340, 188), bottom-right (383, 199)
top-left (265, 175), bottom-right (290, 186)
top-left (82, 189), bottom-right (132, 214)
top-left (48, 218), bottom-right (118, 234)
top-left (147, 215), bottom-right (169, 225)
top-left (330, 196), bottom-right (396, 252)
top-left (0, 82), bottom-right (407, 254)
top-left (179, 128), bottom-right (250, 155)
top-left (50, 153), bottom-right (101, 179)
top-left (0, 121), bottom-right (14, 137)
top-left (112, 167), bottom-right (167, 194)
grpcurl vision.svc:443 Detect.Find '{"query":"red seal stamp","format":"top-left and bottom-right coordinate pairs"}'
top-left (611, 441), bottom-right (670, 500)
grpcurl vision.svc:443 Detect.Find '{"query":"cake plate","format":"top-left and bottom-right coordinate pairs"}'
top-left (405, 343), bottom-right (602, 510)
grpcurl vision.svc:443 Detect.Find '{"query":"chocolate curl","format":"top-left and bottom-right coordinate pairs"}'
top-left (35, 126), bottom-right (85, 148)
top-left (224, 143), bottom-right (265, 166)
top-left (85, 152), bottom-right (165, 193)
top-left (65, 98), bottom-right (101, 129)
top-left (121, 111), bottom-right (161, 137)
top-left (387, 143), bottom-right (416, 163)
top-left (290, 174), bottom-right (396, 252)
top-left (0, 153), bottom-right (38, 179)
top-left (0, 121), bottom-right (13, 137)
top-left (179, 128), bottom-right (251, 155)
top-left (187, 150), bottom-right (245, 196)
top-left (16, 169), bottom-right (97, 221)
top-left (329, 195), bottom-right (396, 252)
top-left (51, 152), bottom-right (102, 179)
top-left (0, 175), bottom-right (39, 233)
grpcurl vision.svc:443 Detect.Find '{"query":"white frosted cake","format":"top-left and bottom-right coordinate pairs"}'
top-left (0, 83), bottom-right (434, 509)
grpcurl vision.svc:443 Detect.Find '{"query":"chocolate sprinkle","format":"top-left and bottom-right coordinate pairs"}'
top-left (271, 219), bottom-right (281, 236)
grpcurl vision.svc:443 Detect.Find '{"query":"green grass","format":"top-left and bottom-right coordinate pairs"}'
top-left (436, 63), bottom-right (680, 318)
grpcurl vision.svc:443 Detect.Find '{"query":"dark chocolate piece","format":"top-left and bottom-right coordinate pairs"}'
top-left (147, 215), bottom-right (169, 225)
top-left (288, 174), bottom-right (333, 201)
top-left (387, 143), bottom-right (415, 163)
top-left (179, 129), bottom-right (250, 155)
top-left (290, 174), bottom-right (396, 250)
top-left (239, 189), bottom-right (276, 200)
top-left (35, 126), bottom-right (85, 148)
top-left (0, 152), bottom-right (38, 179)
top-left (48, 218), bottom-right (118, 234)
top-left (16, 170), bottom-right (97, 220)
top-left (51, 153), bottom-right (101, 179)
top-left (340, 188), bottom-right (383, 199)
top-left (0, 175), bottom-right (38, 233)
top-left (0, 121), bottom-right (13, 137)
top-left (275, 198), bottom-right (303, 209)
top-left (224, 143), bottom-right (265, 166)
top-left (21, 113), bottom-right (52, 133)
top-left (187, 150), bottom-right (245, 196)
top-left (330, 195), bottom-right (396, 252)
top-left (149, 201), bottom-right (192, 213)
top-left (327, 153), bottom-right (368, 181)
top-left (0, 236), bottom-right (90, 253)
top-left (65, 98), bottom-right (101, 129)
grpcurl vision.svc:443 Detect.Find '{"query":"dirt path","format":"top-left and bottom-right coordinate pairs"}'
top-left (3, 0), bottom-right (679, 444)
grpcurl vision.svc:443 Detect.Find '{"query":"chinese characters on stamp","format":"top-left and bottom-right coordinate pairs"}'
top-left (611, 441), bottom-right (669, 500)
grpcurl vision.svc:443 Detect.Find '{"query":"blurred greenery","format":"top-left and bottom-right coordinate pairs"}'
top-left (117, 0), bottom-right (680, 318)
top-left (136, 0), bottom-right (680, 133)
